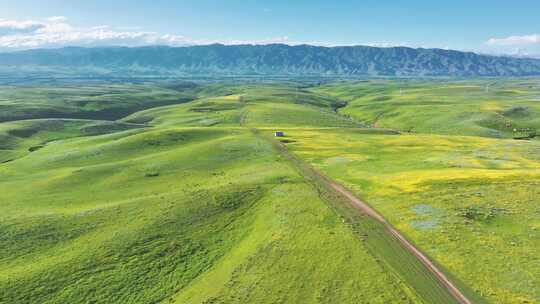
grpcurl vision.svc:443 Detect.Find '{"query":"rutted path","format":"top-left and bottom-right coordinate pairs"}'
top-left (261, 130), bottom-right (474, 304)
top-left (327, 181), bottom-right (473, 304)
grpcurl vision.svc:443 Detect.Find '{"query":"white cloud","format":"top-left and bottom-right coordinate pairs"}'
top-left (47, 16), bottom-right (68, 23)
top-left (157, 34), bottom-right (189, 44)
top-left (0, 17), bottom-right (469, 53)
top-left (487, 34), bottom-right (540, 46)
top-left (0, 17), bottom-right (195, 49)
top-left (0, 19), bottom-right (46, 36)
top-left (0, 17), bottom-right (328, 50)
top-left (363, 42), bottom-right (411, 48)
top-left (483, 34), bottom-right (540, 58)
top-left (218, 36), bottom-right (308, 46)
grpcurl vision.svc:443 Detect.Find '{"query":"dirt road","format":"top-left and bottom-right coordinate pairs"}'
top-left (258, 130), bottom-right (474, 304)
top-left (327, 181), bottom-right (473, 304)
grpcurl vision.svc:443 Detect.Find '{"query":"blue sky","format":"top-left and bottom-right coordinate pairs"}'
top-left (1, 0), bottom-right (539, 56)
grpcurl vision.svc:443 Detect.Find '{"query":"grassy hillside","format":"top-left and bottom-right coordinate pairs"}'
top-left (0, 118), bottom-right (144, 163)
top-left (312, 79), bottom-right (540, 138)
top-left (123, 84), bottom-right (359, 129)
top-left (0, 84), bottom-right (442, 304)
top-left (0, 84), bottom-right (196, 122)
top-left (284, 128), bottom-right (540, 303)
top-left (1, 79), bottom-right (538, 303)
top-left (0, 126), bottom-right (432, 303)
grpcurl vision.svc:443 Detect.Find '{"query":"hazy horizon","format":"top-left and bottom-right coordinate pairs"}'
top-left (1, 0), bottom-right (540, 58)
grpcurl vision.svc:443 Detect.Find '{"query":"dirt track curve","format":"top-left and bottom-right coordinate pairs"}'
top-left (327, 181), bottom-right (473, 304)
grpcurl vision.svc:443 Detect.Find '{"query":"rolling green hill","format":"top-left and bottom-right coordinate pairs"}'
top-left (285, 128), bottom-right (540, 303)
top-left (312, 79), bottom-right (540, 138)
top-left (0, 84), bottom-right (196, 123)
top-left (0, 85), bottom-right (451, 304)
top-left (0, 118), bottom-right (143, 163)
top-left (0, 79), bottom-right (538, 303)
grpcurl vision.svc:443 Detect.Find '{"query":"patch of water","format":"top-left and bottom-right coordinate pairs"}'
top-left (410, 204), bottom-right (442, 231)
top-left (410, 219), bottom-right (439, 230)
top-left (411, 204), bottom-right (438, 216)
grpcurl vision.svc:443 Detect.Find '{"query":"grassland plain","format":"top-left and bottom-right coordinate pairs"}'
top-left (284, 128), bottom-right (540, 304)
top-left (0, 118), bottom-right (144, 163)
top-left (1, 125), bottom-right (426, 304)
top-left (1, 79), bottom-right (536, 303)
top-left (122, 84), bottom-right (359, 129)
top-left (0, 82), bottom-right (460, 304)
top-left (311, 79), bottom-right (540, 138)
top-left (0, 83), bottom-right (197, 122)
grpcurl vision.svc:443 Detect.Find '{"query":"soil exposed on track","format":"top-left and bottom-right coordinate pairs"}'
top-left (254, 128), bottom-right (475, 304)
top-left (327, 180), bottom-right (473, 304)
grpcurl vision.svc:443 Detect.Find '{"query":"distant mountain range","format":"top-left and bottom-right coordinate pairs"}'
top-left (1, 44), bottom-right (540, 78)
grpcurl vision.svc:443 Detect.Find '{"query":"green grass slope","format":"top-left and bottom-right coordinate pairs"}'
top-left (124, 84), bottom-right (360, 129)
top-left (0, 84), bottom-right (195, 122)
top-left (0, 125), bottom-right (426, 304)
top-left (0, 118), bottom-right (143, 163)
top-left (285, 128), bottom-right (540, 303)
top-left (0, 84), bottom-right (438, 303)
top-left (3, 79), bottom-right (538, 304)
top-left (312, 79), bottom-right (540, 138)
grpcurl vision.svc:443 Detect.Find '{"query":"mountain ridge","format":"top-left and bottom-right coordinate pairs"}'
top-left (1, 43), bottom-right (540, 77)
